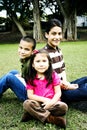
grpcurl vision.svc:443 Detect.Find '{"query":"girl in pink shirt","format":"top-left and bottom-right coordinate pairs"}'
top-left (22, 50), bottom-right (68, 128)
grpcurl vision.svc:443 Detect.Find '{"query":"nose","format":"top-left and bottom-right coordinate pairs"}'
top-left (55, 34), bottom-right (60, 39)
top-left (21, 49), bottom-right (25, 54)
top-left (39, 62), bottom-right (44, 66)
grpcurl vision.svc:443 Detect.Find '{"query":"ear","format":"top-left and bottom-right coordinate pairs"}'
top-left (32, 63), bottom-right (34, 68)
top-left (45, 32), bottom-right (48, 39)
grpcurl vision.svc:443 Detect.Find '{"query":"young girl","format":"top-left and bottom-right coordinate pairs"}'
top-left (22, 50), bottom-right (68, 128)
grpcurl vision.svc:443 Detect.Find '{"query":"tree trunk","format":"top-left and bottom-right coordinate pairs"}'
top-left (56, 0), bottom-right (77, 41)
top-left (62, 18), bottom-right (67, 39)
top-left (66, 17), bottom-right (73, 40)
top-left (11, 23), bottom-right (18, 33)
top-left (72, 9), bottom-right (77, 40)
top-left (32, 0), bottom-right (43, 42)
top-left (63, 17), bottom-right (73, 40)
top-left (13, 17), bottom-right (26, 36)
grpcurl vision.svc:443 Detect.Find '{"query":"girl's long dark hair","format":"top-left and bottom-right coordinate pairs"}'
top-left (25, 50), bottom-right (53, 87)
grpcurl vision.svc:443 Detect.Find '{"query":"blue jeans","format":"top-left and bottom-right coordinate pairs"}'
top-left (61, 76), bottom-right (87, 103)
top-left (0, 70), bottom-right (27, 101)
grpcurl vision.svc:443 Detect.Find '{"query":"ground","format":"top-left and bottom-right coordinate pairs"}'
top-left (0, 32), bottom-right (22, 43)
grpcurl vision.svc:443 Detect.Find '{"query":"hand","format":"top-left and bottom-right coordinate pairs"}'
top-left (41, 99), bottom-right (52, 110)
top-left (68, 84), bottom-right (79, 90)
top-left (43, 102), bottom-right (52, 110)
top-left (60, 81), bottom-right (70, 90)
top-left (60, 81), bottom-right (79, 90)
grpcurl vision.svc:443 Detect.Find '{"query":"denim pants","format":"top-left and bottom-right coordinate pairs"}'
top-left (0, 70), bottom-right (27, 101)
top-left (61, 76), bottom-right (87, 103)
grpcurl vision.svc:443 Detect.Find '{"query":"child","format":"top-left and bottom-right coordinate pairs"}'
top-left (22, 50), bottom-right (68, 128)
top-left (0, 35), bottom-right (36, 101)
top-left (41, 18), bottom-right (87, 103)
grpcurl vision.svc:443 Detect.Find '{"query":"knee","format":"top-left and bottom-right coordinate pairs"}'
top-left (62, 102), bottom-right (68, 111)
top-left (6, 73), bottom-right (14, 81)
top-left (63, 102), bottom-right (68, 111)
top-left (23, 100), bottom-right (30, 110)
top-left (9, 70), bottom-right (19, 75)
top-left (59, 101), bottom-right (68, 112)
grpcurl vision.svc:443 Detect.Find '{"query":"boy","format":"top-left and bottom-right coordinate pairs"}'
top-left (0, 35), bottom-right (36, 101)
top-left (41, 18), bottom-right (87, 103)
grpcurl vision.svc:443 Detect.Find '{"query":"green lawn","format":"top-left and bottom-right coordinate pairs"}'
top-left (0, 41), bottom-right (87, 130)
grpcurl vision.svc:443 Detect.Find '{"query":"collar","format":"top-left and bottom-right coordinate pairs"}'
top-left (45, 44), bottom-right (59, 52)
top-left (20, 57), bottom-right (30, 64)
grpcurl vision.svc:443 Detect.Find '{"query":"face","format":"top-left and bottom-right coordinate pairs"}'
top-left (32, 53), bottom-right (49, 74)
top-left (45, 26), bottom-right (62, 49)
top-left (18, 39), bottom-right (33, 59)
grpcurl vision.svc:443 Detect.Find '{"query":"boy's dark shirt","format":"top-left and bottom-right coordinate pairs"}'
top-left (20, 57), bottom-right (30, 79)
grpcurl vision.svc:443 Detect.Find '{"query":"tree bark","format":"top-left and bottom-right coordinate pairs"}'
top-left (13, 17), bottom-right (26, 36)
top-left (56, 0), bottom-right (77, 40)
top-left (72, 9), bottom-right (77, 40)
top-left (32, 0), bottom-right (43, 42)
top-left (66, 17), bottom-right (73, 40)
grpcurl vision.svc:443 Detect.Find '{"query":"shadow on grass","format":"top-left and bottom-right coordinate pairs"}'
top-left (0, 92), bottom-right (63, 130)
top-left (0, 91), bottom-right (87, 130)
top-left (68, 101), bottom-right (87, 113)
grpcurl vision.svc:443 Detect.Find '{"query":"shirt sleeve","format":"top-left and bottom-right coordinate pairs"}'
top-left (26, 82), bottom-right (34, 90)
top-left (52, 71), bottom-right (61, 86)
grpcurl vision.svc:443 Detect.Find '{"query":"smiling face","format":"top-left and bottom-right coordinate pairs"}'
top-left (45, 26), bottom-right (62, 49)
top-left (18, 39), bottom-right (33, 59)
top-left (32, 53), bottom-right (49, 75)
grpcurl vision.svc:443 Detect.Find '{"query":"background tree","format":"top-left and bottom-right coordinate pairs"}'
top-left (32, 0), bottom-right (43, 41)
top-left (41, 0), bottom-right (87, 40)
top-left (55, 0), bottom-right (87, 40)
top-left (0, 0), bottom-right (32, 36)
top-left (0, 0), bottom-right (87, 41)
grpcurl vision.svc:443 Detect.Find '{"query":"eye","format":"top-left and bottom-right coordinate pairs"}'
top-left (19, 46), bottom-right (22, 49)
top-left (43, 60), bottom-right (47, 62)
top-left (36, 60), bottom-right (40, 63)
top-left (58, 32), bottom-right (62, 35)
top-left (25, 48), bottom-right (30, 51)
top-left (52, 32), bottom-right (56, 35)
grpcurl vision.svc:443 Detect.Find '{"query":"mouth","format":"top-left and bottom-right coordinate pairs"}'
top-left (38, 67), bottom-right (46, 71)
top-left (19, 55), bottom-right (26, 58)
top-left (38, 68), bottom-right (45, 69)
top-left (53, 39), bottom-right (60, 43)
top-left (19, 54), bottom-right (26, 57)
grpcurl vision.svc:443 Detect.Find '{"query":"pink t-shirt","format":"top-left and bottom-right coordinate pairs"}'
top-left (26, 71), bottom-right (60, 99)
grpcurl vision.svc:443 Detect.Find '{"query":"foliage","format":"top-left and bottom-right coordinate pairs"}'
top-left (0, 0), bottom-right (32, 20)
top-left (74, 0), bottom-right (87, 15)
top-left (1, 0), bottom-right (87, 40)
top-left (0, 17), bottom-right (6, 24)
top-left (55, 0), bottom-right (87, 16)
top-left (0, 41), bottom-right (87, 130)
top-left (0, 0), bottom-right (33, 35)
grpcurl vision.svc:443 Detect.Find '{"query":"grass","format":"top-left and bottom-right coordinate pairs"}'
top-left (0, 41), bottom-right (87, 130)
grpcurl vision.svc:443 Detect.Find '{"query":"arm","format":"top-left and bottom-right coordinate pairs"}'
top-left (61, 70), bottom-right (67, 82)
top-left (60, 71), bottom-right (78, 90)
top-left (27, 89), bottom-right (50, 103)
top-left (43, 85), bottom-right (61, 109)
